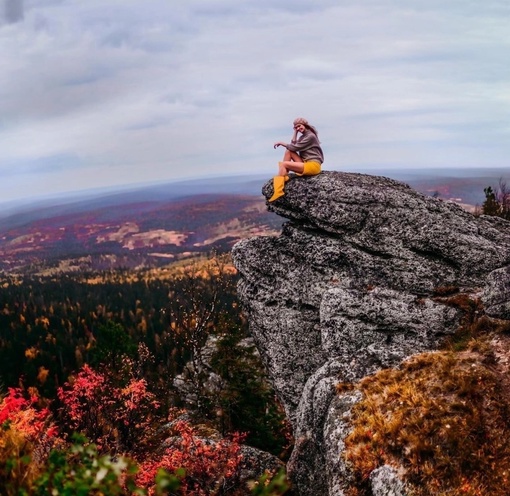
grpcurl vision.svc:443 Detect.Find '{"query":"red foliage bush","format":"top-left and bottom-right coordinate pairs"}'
top-left (0, 387), bottom-right (57, 441)
top-left (0, 388), bottom-right (59, 493)
top-left (57, 364), bottom-right (160, 453)
top-left (137, 420), bottom-right (244, 495)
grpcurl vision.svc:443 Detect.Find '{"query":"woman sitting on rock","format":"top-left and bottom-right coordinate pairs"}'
top-left (270, 117), bottom-right (324, 202)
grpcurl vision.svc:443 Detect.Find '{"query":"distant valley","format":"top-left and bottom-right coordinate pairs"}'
top-left (0, 194), bottom-right (283, 274)
top-left (0, 169), bottom-right (505, 274)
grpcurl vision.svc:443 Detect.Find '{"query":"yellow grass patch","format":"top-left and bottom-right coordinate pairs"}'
top-left (343, 347), bottom-right (510, 496)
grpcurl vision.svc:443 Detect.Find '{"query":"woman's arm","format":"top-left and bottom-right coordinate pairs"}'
top-left (285, 133), bottom-right (315, 152)
top-left (273, 141), bottom-right (287, 149)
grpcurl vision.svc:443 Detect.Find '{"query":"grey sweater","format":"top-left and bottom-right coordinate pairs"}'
top-left (286, 130), bottom-right (324, 164)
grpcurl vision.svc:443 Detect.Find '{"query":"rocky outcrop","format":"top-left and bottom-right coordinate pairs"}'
top-left (231, 171), bottom-right (510, 495)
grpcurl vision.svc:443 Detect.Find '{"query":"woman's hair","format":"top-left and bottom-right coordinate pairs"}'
top-left (293, 117), bottom-right (319, 139)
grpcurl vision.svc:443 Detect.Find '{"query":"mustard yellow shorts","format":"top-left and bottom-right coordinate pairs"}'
top-left (296, 161), bottom-right (321, 176)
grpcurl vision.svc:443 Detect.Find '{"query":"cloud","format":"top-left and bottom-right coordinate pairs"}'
top-left (4, 0), bottom-right (24, 23)
top-left (2, 153), bottom-right (82, 176)
top-left (0, 0), bottom-right (509, 203)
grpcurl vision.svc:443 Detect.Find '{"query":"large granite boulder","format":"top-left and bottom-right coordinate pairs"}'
top-left (232, 171), bottom-right (510, 495)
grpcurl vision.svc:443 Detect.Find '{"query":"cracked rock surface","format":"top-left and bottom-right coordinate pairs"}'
top-left (232, 171), bottom-right (510, 495)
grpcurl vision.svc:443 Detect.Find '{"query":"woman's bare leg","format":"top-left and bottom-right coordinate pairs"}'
top-left (279, 160), bottom-right (304, 174)
top-left (269, 150), bottom-right (301, 202)
top-left (278, 150), bottom-right (303, 175)
top-left (282, 149), bottom-right (301, 162)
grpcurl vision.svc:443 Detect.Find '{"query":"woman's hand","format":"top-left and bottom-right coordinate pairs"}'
top-left (273, 141), bottom-right (286, 149)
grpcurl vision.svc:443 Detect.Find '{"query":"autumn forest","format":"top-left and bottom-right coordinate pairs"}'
top-left (0, 254), bottom-right (291, 495)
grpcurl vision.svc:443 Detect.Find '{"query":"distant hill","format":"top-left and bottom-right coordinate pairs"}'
top-left (358, 166), bottom-right (508, 208)
top-left (0, 174), bottom-right (270, 229)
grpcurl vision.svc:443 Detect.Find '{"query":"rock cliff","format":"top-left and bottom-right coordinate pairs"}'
top-left (231, 171), bottom-right (510, 495)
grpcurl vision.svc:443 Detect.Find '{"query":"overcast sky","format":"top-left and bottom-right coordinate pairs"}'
top-left (1, 0), bottom-right (509, 204)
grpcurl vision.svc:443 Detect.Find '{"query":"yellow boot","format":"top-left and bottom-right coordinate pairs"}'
top-left (268, 176), bottom-right (286, 202)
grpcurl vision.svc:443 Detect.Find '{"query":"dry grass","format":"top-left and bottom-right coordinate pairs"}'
top-left (344, 350), bottom-right (510, 495)
top-left (437, 293), bottom-right (485, 352)
top-left (342, 294), bottom-right (510, 496)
